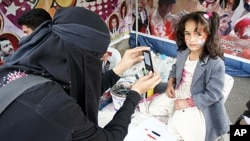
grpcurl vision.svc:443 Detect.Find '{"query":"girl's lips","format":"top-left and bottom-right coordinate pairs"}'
top-left (188, 43), bottom-right (198, 47)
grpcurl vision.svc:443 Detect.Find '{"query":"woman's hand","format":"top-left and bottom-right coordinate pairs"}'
top-left (130, 71), bottom-right (161, 95)
top-left (113, 46), bottom-right (150, 76)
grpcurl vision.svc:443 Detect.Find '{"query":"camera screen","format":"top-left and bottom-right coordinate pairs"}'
top-left (143, 52), bottom-right (151, 66)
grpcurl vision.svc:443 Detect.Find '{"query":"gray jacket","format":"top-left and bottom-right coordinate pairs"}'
top-left (169, 49), bottom-right (230, 141)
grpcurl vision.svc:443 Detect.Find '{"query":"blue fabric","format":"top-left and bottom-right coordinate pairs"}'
top-left (225, 57), bottom-right (250, 77)
top-left (129, 33), bottom-right (178, 58)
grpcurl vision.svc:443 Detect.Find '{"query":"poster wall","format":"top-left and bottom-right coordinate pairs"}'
top-left (0, 0), bottom-right (133, 63)
top-left (0, 0), bottom-right (249, 76)
top-left (131, 0), bottom-right (250, 60)
top-left (130, 0), bottom-right (250, 77)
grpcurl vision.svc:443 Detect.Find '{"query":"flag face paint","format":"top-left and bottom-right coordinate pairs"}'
top-left (199, 39), bottom-right (205, 47)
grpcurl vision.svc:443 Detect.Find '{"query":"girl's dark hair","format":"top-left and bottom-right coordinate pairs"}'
top-left (120, 1), bottom-right (127, 19)
top-left (175, 11), bottom-right (224, 60)
top-left (108, 14), bottom-right (119, 31)
top-left (219, 0), bottom-right (240, 11)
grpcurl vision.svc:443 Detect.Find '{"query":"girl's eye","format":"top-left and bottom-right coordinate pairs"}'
top-left (184, 32), bottom-right (190, 36)
top-left (197, 33), bottom-right (203, 36)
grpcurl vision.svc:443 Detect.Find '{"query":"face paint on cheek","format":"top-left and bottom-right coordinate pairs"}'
top-left (198, 39), bottom-right (205, 47)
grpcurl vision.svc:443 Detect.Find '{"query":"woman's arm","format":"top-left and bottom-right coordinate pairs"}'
top-left (101, 47), bottom-right (150, 94)
top-left (71, 71), bottom-right (161, 141)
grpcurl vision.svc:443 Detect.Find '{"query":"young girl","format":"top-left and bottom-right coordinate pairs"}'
top-left (149, 11), bottom-right (230, 141)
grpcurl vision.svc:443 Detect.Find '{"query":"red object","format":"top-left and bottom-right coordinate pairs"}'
top-left (0, 32), bottom-right (20, 51)
top-left (234, 18), bottom-right (250, 40)
top-left (0, 60), bottom-right (4, 65)
top-left (107, 51), bottom-right (112, 56)
top-left (147, 134), bottom-right (156, 140)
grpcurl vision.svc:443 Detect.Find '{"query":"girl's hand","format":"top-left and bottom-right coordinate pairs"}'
top-left (166, 78), bottom-right (176, 98)
top-left (174, 99), bottom-right (189, 110)
top-left (166, 84), bottom-right (175, 98)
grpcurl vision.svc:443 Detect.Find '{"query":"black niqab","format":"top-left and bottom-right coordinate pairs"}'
top-left (2, 7), bottom-right (110, 124)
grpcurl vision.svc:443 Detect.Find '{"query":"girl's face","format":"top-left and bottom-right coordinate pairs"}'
top-left (184, 20), bottom-right (208, 52)
top-left (219, 16), bottom-right (230, 32)
top-left (122, 6), bottom-right (126, 13)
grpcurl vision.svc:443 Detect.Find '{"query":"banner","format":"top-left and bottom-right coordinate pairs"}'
top-left (130, 0), bottom-right (250, 77)
top-left (0, 0), bottom-right (133, 48)
top-left (131, 0), bottom-right (250, 60)
top-left (2, 0), bottom-right (249, 58)
top-left (1, 0), bottom-right (249, 76)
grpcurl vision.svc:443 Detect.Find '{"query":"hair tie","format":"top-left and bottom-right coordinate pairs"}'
top-left (203, 12), bottom-right (212, 19)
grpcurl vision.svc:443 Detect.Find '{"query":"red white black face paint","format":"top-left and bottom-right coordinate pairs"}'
top-left (199, 39), bottom-right (205, 47)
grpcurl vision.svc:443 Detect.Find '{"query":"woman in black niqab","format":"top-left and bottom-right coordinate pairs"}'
top-left (3, 7), bottom-right (110, 124)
